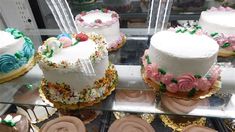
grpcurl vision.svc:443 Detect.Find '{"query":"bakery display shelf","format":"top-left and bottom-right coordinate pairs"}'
top-left (0, 63), bottom-right (235, 119)
top-left (101, 112), bottom-right (223, 132)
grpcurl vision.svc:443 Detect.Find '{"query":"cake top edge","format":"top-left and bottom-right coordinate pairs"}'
top-left (206, 6), bottom-right (235, 12)
top-left (75, 9), bottom-right (119, 28)
top-left (150, 29), bottom-right (219, 58)
top-left (37, 32), bottom-right (107, 68)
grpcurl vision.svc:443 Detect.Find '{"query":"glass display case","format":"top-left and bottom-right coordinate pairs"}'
top-left (0, 0), bottom-right (235, 131)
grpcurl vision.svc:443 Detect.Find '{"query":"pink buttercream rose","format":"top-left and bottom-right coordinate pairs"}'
top-left (145, 63), bottom-right (157, 78)
top-left (167, 83), bottom-right (178, 93)
top-left (160, 73), bottom-right (174, 85)
top-left (59, 37), bottom-right (72, 48)
top-left (152, 71), bottom-right (161, 81)
top-left (177, 74), bottom-right (197, 92)
top-left (216, 37), bottom-right (227, 47)
top-left (197, 77), bottom-right (211, 91)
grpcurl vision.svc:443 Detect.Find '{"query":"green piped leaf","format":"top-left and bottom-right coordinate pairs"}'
top-left (221, 42), bottom-right (230, 48)
top-left (190, 30), bottom-right (197, 34)
top-left (171, 78), bottom-right (178, 83)
top-left (160, 82), bottom-right (166, 92)
top-left (158, 68), bottom-right (166, 75)
top-left (194, 74), bottom-right (202, 79)
top-left (176, 29), bottom-right (182, 33)
top-left (195, 25), bottom-right (202, 29)
top-left (188, 88), bottom-right (196, 97)
top-left (145, 55), bottom-right (151, 64)
top-left (73, 41), bottom-right (79, 46)
top-left (2, 120), bottom-right (16, 127)
top-left (210, 32), bottom-right (218, 37)
top-left (14, 52), bottom-right (23, 59)
top-left (46, 50), bottom-right (54, 58)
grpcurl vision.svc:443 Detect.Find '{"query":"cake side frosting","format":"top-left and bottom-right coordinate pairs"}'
top-left (0, 28), bottom-right (35, 74)
top-left (75, 9), bottom-right (123, 49)
top-left (148, 30), bottom-right (219, 76)
top-left (199, 6), bottom-right (235, 35)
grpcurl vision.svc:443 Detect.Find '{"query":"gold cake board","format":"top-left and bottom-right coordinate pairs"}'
top-left (141, 67), bottom-right (222, 100)
top-left (108, 33), bottom-right (127, 52)
top-left (219, 49), bottom-right (235, 57)
top-left (0, 57), bottom-right (36, 84)
top-left (160, 115), bottom-right (206, 132)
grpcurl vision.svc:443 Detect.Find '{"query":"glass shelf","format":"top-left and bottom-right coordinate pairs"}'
top-left (1, 63), bottom-right (235, 119)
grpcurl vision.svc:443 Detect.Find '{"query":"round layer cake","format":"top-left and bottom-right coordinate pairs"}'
top-left (142, 29), bottom-right (221, 99)
top-left (0, 113), bottom-right (29, 132)
top-left (40, 116), bottom-right (86, 132)
top-left (75, 9), bottom-right (126, 51)
top-left (0, 28), bottom-right (35, 83)
top-left (198, 6), bottom-right (235, 57)
top-left (38, 33), bottom-right (118, 110)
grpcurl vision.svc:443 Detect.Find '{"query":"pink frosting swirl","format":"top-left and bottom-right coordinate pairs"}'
top-left (145, 63), bottom-right (157, 78)
top-left (167, 83), bottom-right (178, 93)
top-left (160, 73), bottom-right (174, 85)
top-left (177, 74), bottom-right (197, 92)
top-left (197, 77), bottom-right (211, 91)
top-left (209, 6), bottom-right (235, 12)
top-left (59, 37), bottom-right (72, 48)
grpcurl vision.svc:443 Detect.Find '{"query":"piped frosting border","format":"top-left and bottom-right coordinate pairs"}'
top-left (75, 9), bottom-right (119, 28)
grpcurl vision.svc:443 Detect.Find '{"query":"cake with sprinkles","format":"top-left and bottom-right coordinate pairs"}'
top-left (38, 32), bottom-right (118, 109)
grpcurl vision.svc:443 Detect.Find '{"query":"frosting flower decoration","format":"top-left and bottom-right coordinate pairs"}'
top-left (160, 73), bottom-right (174, 85)
top-left (145, 63), bottom-right (157, 78)
top-left (57, 33), bottom-right (73, 48)
top-left (75, 33), bottom-right (88, 42)
top-left (40, 37), bottom-right (62, 58)
top-left (167, 83), bottom-right (178, 93)
top-left (5, 28), bottom-right (24, 39)
top-left (0, 114), bottom-right (22, 127)
top-left (177, 74), bottom-right (197, 92)
top-left (95, 19), bottom-right (102, 24)
top-left (197, 77), bottom-right (211, 91)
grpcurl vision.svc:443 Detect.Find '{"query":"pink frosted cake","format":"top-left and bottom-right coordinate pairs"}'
top-left (142, 28), bottom-right (221, 99)
top-left (75, 9), bottom-right (126, 51)
top-left (199, 6), bottom-right (235, 57)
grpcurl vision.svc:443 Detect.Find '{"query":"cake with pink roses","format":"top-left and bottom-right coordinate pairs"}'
top-left (142, 27), bottom-right (221, 99)
top-left (199, 6), bottom-right (235, 57)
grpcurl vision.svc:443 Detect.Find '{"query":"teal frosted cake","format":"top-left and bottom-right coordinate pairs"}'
top-left (0, 28), bottom-right (35, 83)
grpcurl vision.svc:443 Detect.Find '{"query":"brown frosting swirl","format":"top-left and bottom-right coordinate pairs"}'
top-left (182, 125), bottom-right (217, 132)
top-left (40, 116), bottom-right (85, 132)
top-left (115, 90), bottom-right (155, 104)
top-left (0, 113), bottom-right (29, 132)
top-left (161, 95), bottom-right (208, 114)
top-left (108, 116), bottom-right (155, 132)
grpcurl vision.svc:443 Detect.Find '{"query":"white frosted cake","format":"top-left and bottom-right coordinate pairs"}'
top-left (142, 29), bottom-right (221, 98)
top-left (0, 28), bottom-right (35, 83)
top-left (199, 6), bottom-right (235, 56)
top-left (199, 6), bottom-right (235, 35)
top-left (38, 33), bottom-right (118, 109)
top-left (75, 9), bottom-right (126, 51)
